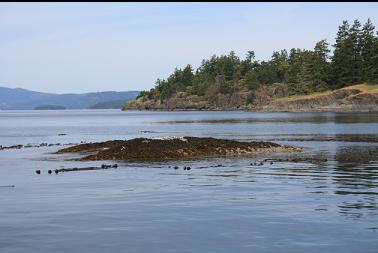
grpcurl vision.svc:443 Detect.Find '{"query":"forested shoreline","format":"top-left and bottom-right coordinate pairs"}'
top-left (132, 19), bottom-right (378, 107)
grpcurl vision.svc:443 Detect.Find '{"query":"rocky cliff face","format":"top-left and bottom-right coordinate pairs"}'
top-left (125, 91), bottom-right (252, 110)
top-left (123, 84), bottom-right (378, 112)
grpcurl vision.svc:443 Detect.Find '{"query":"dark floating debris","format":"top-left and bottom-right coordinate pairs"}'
top-left (0, 185), bottom-right (15, 188)
top-left (195, 164), bottom-right (224, 169)
top-left (101, 164), bottom-right (118, 169)
top-left (174, 166), bottom-right (179, 170)
top-left (48, 164), bottom-right (119, 174)
top-left (262, 157), bottom-right (328, 164)
top-left (0, 144), bottom-right (23, 150)
top-left (0, 142), bottom-right (65, 151)
top-left (35, 164), bottom-right (119, 175)
top-left (58, 133), bottom-right (67, 136)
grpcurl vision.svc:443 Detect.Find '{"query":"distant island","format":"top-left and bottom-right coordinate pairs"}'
top-left (124, 19), bottom-right (378, 112)
top-left (0, 87), bottom-right (139, 110)
top-left (34, 105), bottom-right (66, 110)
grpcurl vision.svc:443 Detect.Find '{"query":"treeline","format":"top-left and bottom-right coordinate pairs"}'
top-left (138, 19), bottom-right (378, 101)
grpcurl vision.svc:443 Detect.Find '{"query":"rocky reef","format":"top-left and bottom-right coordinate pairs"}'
top-left (55, 136), bottom-right (302, 161)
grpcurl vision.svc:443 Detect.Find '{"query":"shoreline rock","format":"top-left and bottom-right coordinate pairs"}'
top-left (55, 136), bottom-right (302, 162)
top-left (123, 84), bottom-right (378, 112)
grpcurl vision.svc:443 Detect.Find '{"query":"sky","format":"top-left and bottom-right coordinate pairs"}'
top-left (1, 2), bottom-right (378, 94)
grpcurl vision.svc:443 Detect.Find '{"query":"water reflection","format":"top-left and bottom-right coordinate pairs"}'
top-left (182, 145), bottom-right (378, 219)
top-left (328, 147), bottom-right (378, 218)
top-left (160, 113), bottom-right (378, 124)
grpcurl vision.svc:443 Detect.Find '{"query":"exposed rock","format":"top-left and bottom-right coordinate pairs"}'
top-left (251, 85), bottom-right (378, 112)
top-left (55, 136), bottom-right (302, 162)
top-left (124, 90), bottom-right (251, 111)
top-left (123, 84), bottom-right (378, 112)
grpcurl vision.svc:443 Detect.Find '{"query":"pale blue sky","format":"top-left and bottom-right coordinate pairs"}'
top-left (1, 2), bottom-right (378, 93)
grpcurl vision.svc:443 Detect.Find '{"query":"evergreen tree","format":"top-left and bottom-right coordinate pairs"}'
top-left (240, 51), bottom-right (257, 76)
top-left (332, 20), bottom-right (353, 88)
top-left (314, 39), bottom-right (331, 60)
top-left (360, 18), bottom-right (376, 81)
top-left (271, 50), bottom-right (289, 83)
top-left (349, 19), bottom-right (363, 83)
top-left (371, 32), bottom-right (378, 82)
top-left (311, 39), bottom-right (331, 90)
top-left (181, 65), bottom-right (194, 87)
top-left (287, 48), bottom-right (303, 84)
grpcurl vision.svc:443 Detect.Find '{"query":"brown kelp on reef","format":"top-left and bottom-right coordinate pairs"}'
top-left (55, 136), bottom-right (302, 162)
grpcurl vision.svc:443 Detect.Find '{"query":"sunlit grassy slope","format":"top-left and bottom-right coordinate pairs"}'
top-left (275, 83), bottom-right (378, 102)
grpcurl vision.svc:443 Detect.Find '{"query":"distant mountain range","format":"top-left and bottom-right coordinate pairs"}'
top-left (0, 86), bottom-right (140, 110)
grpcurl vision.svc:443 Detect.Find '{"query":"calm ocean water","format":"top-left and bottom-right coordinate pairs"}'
top-left (0, 110), bottom-right (377, 253)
